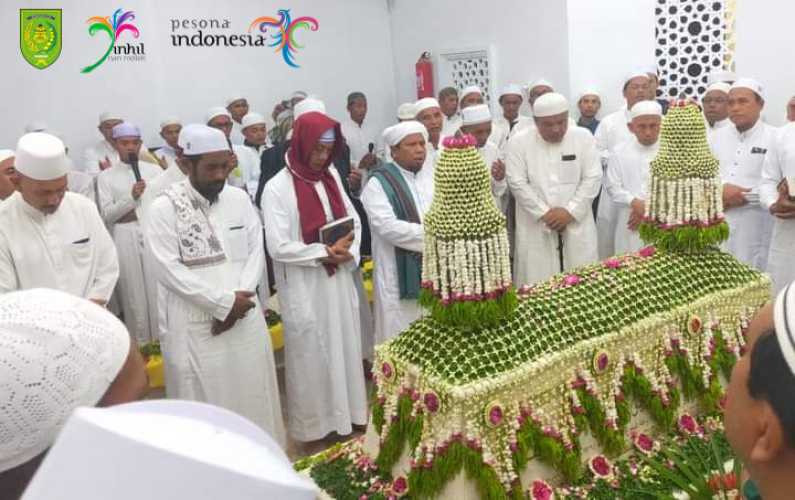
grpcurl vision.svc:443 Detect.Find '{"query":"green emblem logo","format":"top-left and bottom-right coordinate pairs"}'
top-left (20, 9), bottom-right (62, 69)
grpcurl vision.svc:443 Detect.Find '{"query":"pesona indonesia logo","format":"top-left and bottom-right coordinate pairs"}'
top-left (170, 9), bottom-right (319, 68)
top-left (81, 8), bottom-right (145, 73)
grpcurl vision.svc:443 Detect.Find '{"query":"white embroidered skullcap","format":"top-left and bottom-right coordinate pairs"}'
top-left (384, 121), bottom-right (428, 146)
top-left (731, 78), bottom-right (765, 101)
top-left (159, 117), bottom-right (181, 129)
top-left (577, 87), bottom-right (601, 101)
top-left (708, 70), bottom-right (737, 85)
top-left (461, 104), bottom-right (492, 126)
top-left (293, 98), bottom-right (326, 121)
top-left (111, 122), bottom-right (141, 139)
top-left (0, 149), bottom-right (14, 163)
top-left (24, 121), bottom-right (49, 134)
top-left (774, 283), bottom-right (795, 377)
top-left (14, 133), bottom-right (70, 180)
top-left (704, 82), bottom-right (731, 96)
top-left (241, 112), bottom-right (267, 130)
top-left (22, 400), bottom-right (317, 500)
top-left (528, 79), bottom-right (553, 91)
top-left (624, 69), bottom-right (651, 87)
top-left (460, 85), bottom-right (482, 98)
top-left (414, 97), bottom-right (440, 116)
top-left (205, 106), bottom-right (232, 124)
top-left (225, 94), bottom-right (247, 107)
top-left (178, 124), bottom-right (230, 155)
top-left (532, 92), bottom-right (569, 118)
top-left (0, 289), bottom-right (129, 473)
top-left (499, 84), bottom-right (524, 99)
top-left (397, 102), bottom-right (416, 120)
top-left (98, 112), bottom-right (122, 124)
top-left (630, 100), bottom-right (663, 120)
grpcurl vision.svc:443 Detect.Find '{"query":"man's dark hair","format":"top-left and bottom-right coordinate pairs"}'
top-left (347, 92), bottom-right (366, 106)
top-left (438, 87), bottom-right (458, 100)
top-left (749, 329), bottom-right (795, 447)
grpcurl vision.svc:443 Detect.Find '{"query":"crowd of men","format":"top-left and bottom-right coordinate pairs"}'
top-left (2, 66), bottom-right (795, 498)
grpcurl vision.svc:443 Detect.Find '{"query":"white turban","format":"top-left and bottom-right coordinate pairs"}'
top-left (241, 112), bottom-right (266, 130)
top-left (0, 149), bottom-right (15, 163)
top-left (414, 97), bottom-right (440, 116)
top-left (731, 78), bottom-right (765, 101)
top-left (98, 112), bottom-right (122, 124)
top-left (461, 104), bottom-right (492, 126)
top-left (205, 106), bottom-right (232, 124)
top-left (178, 124), bottom-right (230, 156)
top-left (21, 400), bottom-right (318, 500)
top-left (0, 289), bottom-right (130, 473)
top-left (14, 132), bottom-right (70, 180)
top-left (159, 117), bottom-right (181, 129)
top-left (704, 82), bottom-right (731, 96)
top-left (461, 85), bottom-right (482, 99)
top-left (630, 100), bottom-right (662, 120)
top-left (532, 92), bottom-right (569, 118)
top-left (225, 95), bottom-right (246, 107)
top-left (397, 102), bottom-right (416, 120)
top-left (293, 98), bottom-right (326, 121)
top-left (384, 121), bottom-right (428, 146)
top-left (774, 283), bottom-right (795, 377)
top-left (499, 84), bottom-right (523, 99)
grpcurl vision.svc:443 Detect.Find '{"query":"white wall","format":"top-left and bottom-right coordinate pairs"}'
top-left (387, 0), bottom-right (570, 116)
top-left (2, 0), bottom-right (397, 165)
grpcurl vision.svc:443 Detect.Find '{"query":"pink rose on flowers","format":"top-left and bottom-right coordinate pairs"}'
top-left (531, 480), bottom-right (554, 500)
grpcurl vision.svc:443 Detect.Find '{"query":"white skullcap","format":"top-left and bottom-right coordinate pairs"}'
top-left (14, 132), bottom-right (70, 180)
top-left (111, 122), bottom-right (141, 139)
top-left (291, 90), bottom-right (308, 100)
top-left (624, 70), bottom-right (651, 87)
top-left (159, 117), bottom-right (181, 129)
top-left (461, 85), bottom-right (482, 98)
top-left (528, 79), bottom-right (553, 91)
top-left (643, 65), bottom-right (659, 77)
top-left (461, 104), bottom-right (492, 126)
top-left (0, 149), bottom-right (15, 163)
top-left (704, 82), bottom-right (731, 96)
top-left (293, 98), bottom-right (326, 121)
top-left (241, 112), bottom-right (267, 130)
top-left (731, 78), bottom-right (765, 101)
top-left (24, 121), bottom-right (48, 134)
top-left (205, 106), bottom-right (231, 124)
top-left (578, 87), bottom-right (601, 101)
top-left (774, 283), bottom-right (795, 378)
top-left (397, 102), bottom-right (416, 120)
top-left (98, 112), bottom-right (122, 124)
top-left (499, 84), bottom-right (524, 99)
top-left (384, 121), bottom-right (428, 146)
top-left (414, 97), bottom-right (440, 116)
top-left (0, 289), bottom-right (129, 473)
top-left (532, 92), bottom-right (569, 118)
top-left (630, 100), bottom-right (662, 120)
top-left (225, 95), bottom-right (246, 107)
top-left (22, 400), bottom-right (317, 500)
top-left (708, 70), bottom-right (737, 85)
top-left (179, 124), bottom-right (230, 156)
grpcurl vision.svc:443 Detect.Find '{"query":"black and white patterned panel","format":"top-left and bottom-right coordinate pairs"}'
top-left (654, 0), bottom-right (730, 99)
top-left (450, 55), bottom-right (492, 106)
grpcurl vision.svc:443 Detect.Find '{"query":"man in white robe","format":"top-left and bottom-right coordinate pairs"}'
top-left (595, 70), bottom-right (651, 258)
top-left (415, 97), bottom-right (445, 175)
top-left (506, 93), bottom-right (601, 286)
top-left (379, 103), bottom-right (417, 164)
top-left (760, 121), bottom-right (795, 293)
top-left (341, 92), bottom-right (380, 173)
top-left (361, 121), bottom-right (432, 344)
top-left (0, 150), bottom-right (16, 202)
top-left (154, 117), bottom-right (182, 169)
top-left (97, 123), bottom-right (162, 343)
top-left (490, 84), bottom-right (532, 150)
top-left (576, 88), bottom-right (602, 135)
top-left (710, 78), bottom-right (778, 270)
top-left (0, 133), bottom-right (118, 302)
top-left (236, 112), bottom-right (269, 196)
top-left (262, 110), bottom-right (367, 442)
top-left (459, 85), bottom-right (485, 110)
top-left (438, 87), bottom-right (461, 139)
top-left (703, 82), bottom-right (731, 141)
top-left (82, 112), bottom-right (158, 175)
top-left (145, 124), bottom-right (285, 446)
top-left (206, 107), bottom-right (258, 195)
top-left (605, 101), bottom-right (662, 254)
top-left (226, 95), bottom-right (249, 145)
top-left (460, 104), bottom-right (508, 212)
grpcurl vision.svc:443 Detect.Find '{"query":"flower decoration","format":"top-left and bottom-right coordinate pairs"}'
top-left (484, 400), bottom-right (504, 428)
top-left (423, 391), bottom-right (440, 414)
top-left (603, 258), bottom-right (622, 269)
top-left (638, 246), bottom-right (657, 258)
top-left (531, 480), bottom-right (555, 500)
top-left (592, 350), bottom-right (610, 375)
top-left (589, 455), bottom-right (614, 479)
top-left (688, 315), bottom-right (703, 335)
top-left (380, 361), bottom-right (395, 381)
top-left (678, 413), bottom-right (700, 436)
top-left (633, 432), bottom-right (656, 455)
top-left (391, 475), bottom-right (408, 497)
top-left (563, 274), bottom-right (581, 287)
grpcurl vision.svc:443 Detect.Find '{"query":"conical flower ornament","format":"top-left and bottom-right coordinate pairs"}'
top-left (639, 100), bottom-right (729, 252)
top-left (419, 134), bottom-right (516, 328)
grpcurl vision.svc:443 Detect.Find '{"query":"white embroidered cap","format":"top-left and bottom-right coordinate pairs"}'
top-left (159, 116), bottom-right (181, 129)
top-left (98, 112), bottom-right (122, 124)
top-left (384, 121), bottom-right (428, 146)
top-left (460, 85), bottom-right (482, 99)
top-left (730, 78), bottom-right (765, 101)
top-left (178, 124), bottom-right (230, 156)
top-left (205, 106), bottom-right (232, 124)
top-left (630, 100), bottom-right (663, 120)
top-left (461, 104), bottom-right (492, 126)
top-left (397, 102), bottom-right (416, 120)
top-left (499, 84), bottom-right (524, 99)
top-left (293, 98), bottom-right (326, 121)
top-left (225, 94), bottom-right (247, 107)
top-left (704, 82), bottom-right (731, 97)
top-left (0, 149), bottom-right (14, 163)
top-left (414, 97), bottom-right (441, 116)
top-left (0, 289), bottom-right (129, 473)
top-left (532, 92), bottom-right (569, 118)
top-left (14, 132), bottom-right (70, 180)
top-left (241, 112), bottom-right (267, 130)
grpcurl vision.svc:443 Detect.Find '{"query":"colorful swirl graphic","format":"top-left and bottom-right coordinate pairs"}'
top-left (249, 9), bottom-right (319, 68)
top-left (81, 8), bottom-right (139, 74)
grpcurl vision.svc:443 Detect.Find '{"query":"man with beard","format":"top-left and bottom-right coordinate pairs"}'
top-left (144, 124), bottom-right (285, 446)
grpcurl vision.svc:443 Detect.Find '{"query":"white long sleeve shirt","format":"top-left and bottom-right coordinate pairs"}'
top-left (97, 159), bottom-right (164, 224)
top-left (0, 191), bottom-right (119, 301)
top-left (490, 115), bottom-right (532, 151)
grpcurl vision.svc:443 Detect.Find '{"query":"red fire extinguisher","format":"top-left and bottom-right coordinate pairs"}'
top-left (416, 52), bottom-right (434, 99)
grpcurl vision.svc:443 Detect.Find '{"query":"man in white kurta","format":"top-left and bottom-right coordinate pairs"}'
top-left (153, 117), bottom-right (182, 169)
top-left (415, 97), bottom-right (445, 179)
top-left (82, 112), bottom-right (158, 176)
top-left (605, 101), bottom-right (662, 254)
top-left (226, 95), bottom-right (249, 146)
top-left (145, 124), bottom-right (284, 446)
top-left (237, 112), bottom-right (269, 196)
top-left (506, 93), bottom-right (602, 286)
top-left (206, 107), bottom-right (258, 195)
top-left (262, 111), bottom-right (367, 442)
top-left (594, 71), bottom-right (651, 258)
top-left (439, 87), bottom-right (462, 139)
top-left (491, 84), bottom-right (533, 151)
top-left (0, 133), bottom-right (118, 302)
top-left (710, 78), bottom-right (777, 270)
top-left (760, 121), bottom-right (795, 293)
top-left (460, 104), bottom-right (509, 212)
top-left (361, 122), bottom-right (433, 344)
top-left (341, 92), bottom-right (380, 172)
top-left (703, 82), bottom-right (732, 141)
top-left (97, 123), bottom-right (163, 344)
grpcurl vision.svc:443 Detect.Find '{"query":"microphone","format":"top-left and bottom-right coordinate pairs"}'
top-left (368, 142), bottom-right (375, 154)
top-left (129, 152), bottom-right (141, 182)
